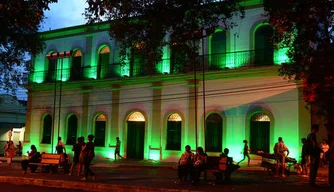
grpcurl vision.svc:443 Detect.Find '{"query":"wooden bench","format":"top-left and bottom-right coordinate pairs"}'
top-left (29, 154), bottom-right (62, 174)
top-left (203, 156), bottom-right (227, 181)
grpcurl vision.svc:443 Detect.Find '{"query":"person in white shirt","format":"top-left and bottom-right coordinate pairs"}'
top-left (8, 126), bottom-right (13, 141)
top-left (274, 137), bottom-right (290, 177)
top-left (320, 139), bottom-right (329, 167)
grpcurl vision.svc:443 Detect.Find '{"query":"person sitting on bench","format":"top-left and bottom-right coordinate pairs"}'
top-left (175, 145), bottom-right (194, 184)
top-left (224, 148), bottom-right (240, 181)
top-left (191, 147), bottom-right (207, 185)
top-left (21, 145), bottom-right (40, 174)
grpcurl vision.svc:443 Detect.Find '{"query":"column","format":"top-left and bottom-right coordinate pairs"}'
top-left (24, 88), bottom-right (33, 144)
top-left (110, 84), bottom-right (120, 144)
top-left (150, 82), bottom-right (162, 160)
top-left (81, 85), bottom-right (91, 137)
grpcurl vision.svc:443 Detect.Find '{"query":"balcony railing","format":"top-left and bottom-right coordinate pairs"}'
top-left (29, 50), bottom-right (277, 83)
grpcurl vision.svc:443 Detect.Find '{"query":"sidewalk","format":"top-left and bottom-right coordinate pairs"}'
top-left (0, 158), bottom-right (330, 192)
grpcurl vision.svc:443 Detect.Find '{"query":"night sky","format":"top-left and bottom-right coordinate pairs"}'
top-left (41, 0), bottom-right (87, 31)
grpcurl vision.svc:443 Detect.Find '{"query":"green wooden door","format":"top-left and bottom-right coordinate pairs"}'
top-left (127, 121), bottom-right (145, 159)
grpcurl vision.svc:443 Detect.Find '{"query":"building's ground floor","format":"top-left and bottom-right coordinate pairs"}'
top-left (24, 66), bottom-right (320, 162)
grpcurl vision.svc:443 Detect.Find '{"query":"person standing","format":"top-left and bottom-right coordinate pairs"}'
top-left (114, 137), bottom-right (123, 162)
top-left (56, 137), bottom-right (66, 154)
top-left (307, 124), bottom-right (320, 186)
top-left (237, 140), bottom-right (251, 167)
top-left (274, 137), bottom-right (290, 177)
top-left (320, 139), bottom-right (329, 167)
top-left (81, 134), bottom-right (96, 181)
top-left (8, 126), bottom-right (13, 141)
top-left (69, 137), bottom-right (83, 176)
top-left (301, 138), bottom-right (310, 177)
top-left (5, 140), bottom-right (16, 166)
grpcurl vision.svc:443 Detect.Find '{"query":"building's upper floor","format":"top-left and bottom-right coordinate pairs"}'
top-left (29, 3), bottom-right (290, 85)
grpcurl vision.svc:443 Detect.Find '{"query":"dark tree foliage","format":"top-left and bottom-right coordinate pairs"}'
top-left (85, 0), bottom-right (244, 75)
top-left (0, 0), bottom-right (56, 94)
top-left (263, 0), bottom-right (334, 120)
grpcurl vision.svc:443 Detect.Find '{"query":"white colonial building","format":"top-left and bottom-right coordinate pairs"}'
top-left (25, 1), bottom-right (315, 162)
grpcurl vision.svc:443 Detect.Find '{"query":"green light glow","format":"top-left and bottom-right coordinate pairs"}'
top-left (274, 47), bottom-right (290, 64)
top-left (149, 150), bottom-right (160, 160)
top-left (121, 61), bottom-right (130, 77)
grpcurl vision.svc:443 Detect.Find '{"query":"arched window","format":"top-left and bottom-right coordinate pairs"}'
top-left (250, 113), bottom-right (270, 153)
top-left (70, 50), bottom-right (82, 80)
top-left (94, 114), bottom-right (106, 146)
top-left (166, 113), bottom-right (182, 150)
top-left (211, 31), bottom-right (227, 69)
top-left (66, 115), bottom-right (78, 145)
top-left (97, 46), bottom-right (110, 79)
top-left (46, 52), bottom-right (57, 82)
top-left (41, 114), bottom-right (52, 144)
top-left (205, 113), bottom-right (223, 152)
top-left (254, 25), bottom-right (274, 66)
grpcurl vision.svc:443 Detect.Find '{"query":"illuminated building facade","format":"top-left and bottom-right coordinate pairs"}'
top-left (25, 2), bottom-right (313, 162)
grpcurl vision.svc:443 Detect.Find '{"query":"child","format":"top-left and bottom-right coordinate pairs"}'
top-left (238, 140), bottom-right (251, 167)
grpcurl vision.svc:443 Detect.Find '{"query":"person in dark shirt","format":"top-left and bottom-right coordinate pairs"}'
top-left (81, 134), bottom-right (96, 181)
top-left (69, 137), bottom-right (83, 176)
top-left (307, 124), bottom-right (320, 186)
top-left (21, 145), bottom-right (39, 174)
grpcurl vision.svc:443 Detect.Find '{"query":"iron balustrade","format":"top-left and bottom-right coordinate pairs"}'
top-left (29, 50), bottom-right (276, 83)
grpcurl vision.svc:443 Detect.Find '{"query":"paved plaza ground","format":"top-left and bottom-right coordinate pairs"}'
top-left (0, 157), bottom-right (331, 192)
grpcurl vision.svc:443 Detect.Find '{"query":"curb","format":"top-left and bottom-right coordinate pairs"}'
top-left (0, 176), bottom-right (199, 192)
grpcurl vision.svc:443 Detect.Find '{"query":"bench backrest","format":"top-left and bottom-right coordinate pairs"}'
top-left (41, 154), bottom-right (61, 164)
top-left (207, 156), bottom-right (227, 171)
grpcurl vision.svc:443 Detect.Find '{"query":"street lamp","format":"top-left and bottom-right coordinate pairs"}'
top-left (46, 51), bottom-right (72, 153)
top-left (184, 27), bottom-right (215, 149)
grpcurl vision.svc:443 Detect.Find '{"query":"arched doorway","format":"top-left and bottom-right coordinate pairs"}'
top-left (211, 31), bottom-right (227, 69)
top-left (254, 25), bottom-right (274, 66)
top-left (166, 113), bottom-right (182, 150)
top-left (127, 112), bottom-right (145, 159)
top-left (250, 113), bottom-right (270, 153)
top-left (205, 113), bottom-right (223, 152)
top-left (94, 114), bottom-right (106, 147)
top-left (66, 115), bottom-right (78, 145)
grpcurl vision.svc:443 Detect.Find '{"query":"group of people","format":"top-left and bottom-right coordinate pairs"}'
top-left (176, 145), bottom-right (239, 185)
top-left (3, 140), bottom-right (22, 166)
top-left (21, 134), bottom-right (96, 181)
top-left (300, 124), bottom-right (334, 186)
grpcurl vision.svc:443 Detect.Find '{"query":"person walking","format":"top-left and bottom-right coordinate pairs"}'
top-left (81, 134), bottom-right (96, 181)
top-left (237, 140), bottom-right (251, 167)
top-left (273, 137), bottom-right (289, 177)
top-left (114, 137), bottom-right (123, 162)
top-left (307, 124), bottom-right (321, 187)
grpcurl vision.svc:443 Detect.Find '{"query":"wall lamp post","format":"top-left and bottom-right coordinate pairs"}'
top-left (184, 27), bottom-right (215, 149)
top-left (46, 51), bottom-right (72, 153)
